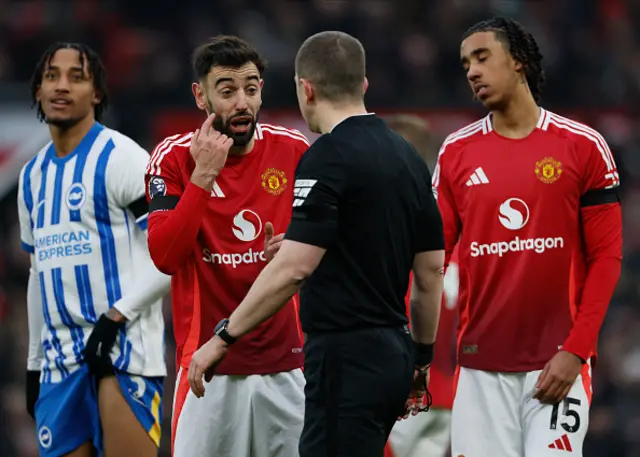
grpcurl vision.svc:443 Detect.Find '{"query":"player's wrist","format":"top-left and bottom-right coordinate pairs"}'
top-left (413, 342), bottom-right (435, 367)
top-left (214, 318), bottom-right (238, 345)
top-left (190, 166), bottom-right (218, 192)
top-left (106, 307), bottom-right (127, 324)
top-left (561, 349), bottom-right (587, 364)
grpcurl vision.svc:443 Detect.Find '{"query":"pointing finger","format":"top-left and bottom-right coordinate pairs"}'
top-left (264, 222), bottom-right (274, 242)
top-left (201, 113), bottom-right (216, 134)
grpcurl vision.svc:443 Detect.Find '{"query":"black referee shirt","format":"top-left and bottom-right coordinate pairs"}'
top-left (285, 114), bottom-right (444, 333)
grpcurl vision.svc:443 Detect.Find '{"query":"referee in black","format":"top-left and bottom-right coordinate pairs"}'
top-left (187, 31), bottom-right (446, 457)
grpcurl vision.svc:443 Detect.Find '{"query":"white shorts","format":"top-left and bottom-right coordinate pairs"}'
top-left (451, 365), bottom-right (592, 457)
top-left (388, 408), bottom-right (451, 457)
top-left (172, 367), bottom-right (305, 457)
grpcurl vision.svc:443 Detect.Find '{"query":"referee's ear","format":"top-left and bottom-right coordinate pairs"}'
top-left (363, 77), bottom-right (369, 95)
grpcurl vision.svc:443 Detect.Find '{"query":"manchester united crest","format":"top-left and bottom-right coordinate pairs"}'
top-left (535, 157), bottom-right (563, 184)
top-left (261, 168), bottom-right (288, 195)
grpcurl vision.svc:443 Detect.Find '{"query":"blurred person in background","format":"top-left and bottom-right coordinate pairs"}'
top-left (384, 114), bottom-right (458, 457)
top-left (144, 35), bottom-right (309, 457)
top-left (433, 16), bottom-right (623, 457)
top-left (17, 42), bottom-right (171, 457)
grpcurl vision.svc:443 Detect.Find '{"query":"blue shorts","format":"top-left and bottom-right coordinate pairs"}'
top-left (34, 365), bottom-right (164, 457)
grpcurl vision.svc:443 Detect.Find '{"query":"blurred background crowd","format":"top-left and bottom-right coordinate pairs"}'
top-left (1, 0), bottom-right (640, 456)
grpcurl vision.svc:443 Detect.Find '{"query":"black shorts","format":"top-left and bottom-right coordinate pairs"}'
top-left (299, 326), bottom-right (414, 457)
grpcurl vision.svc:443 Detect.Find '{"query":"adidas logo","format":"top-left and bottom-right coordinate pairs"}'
top-left (466, 167), bottom-right (490, 186)
top-left (210, 181), bottom-right (225, 198)
top-left (548, 434), bottom-right (572, 452)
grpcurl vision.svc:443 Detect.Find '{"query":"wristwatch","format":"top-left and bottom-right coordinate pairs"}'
top-left (214, 318), bottom-right (237, 345)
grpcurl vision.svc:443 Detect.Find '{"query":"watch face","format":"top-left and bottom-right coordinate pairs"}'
top-left (215, 319), bottom-right (228, 335)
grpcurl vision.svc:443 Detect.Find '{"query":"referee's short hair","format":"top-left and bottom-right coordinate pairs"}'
top-left (295, 31), bottom-right (366, 103)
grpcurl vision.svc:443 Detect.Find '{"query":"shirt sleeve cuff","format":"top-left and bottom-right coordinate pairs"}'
top-left (185, 180), bottom-right (212, 201)
top-left (561, 339), bottom-right (590, 364)
top-left (21, 241), bottom-right (34, 253)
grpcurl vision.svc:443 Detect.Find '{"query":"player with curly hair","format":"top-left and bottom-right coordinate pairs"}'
top-left (433, 17), bottom-right (622, 456)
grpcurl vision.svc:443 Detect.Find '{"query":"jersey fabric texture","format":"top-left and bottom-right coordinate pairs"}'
top-left (145, 123), bottom-right (308, 376)
top-left (17, 122), bottom-right (166, 381)
top-left (286, 114), bottom-right (445, 333)
top-left (432, 108), bottom-right (622, 373)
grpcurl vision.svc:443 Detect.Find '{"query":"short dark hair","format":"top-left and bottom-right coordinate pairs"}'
top-left (31, 42), bottom-right (109, 122)
top-left (191, 35), bottom-right (267, 81)
top-left (295, 31), bottom-right (366, 103)
top-left (463, 17), bottom-right (545, 102)
top-left (385, 114), bottom-right (434, 163)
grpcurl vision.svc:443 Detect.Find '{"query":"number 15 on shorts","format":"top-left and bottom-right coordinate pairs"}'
top-left (549, 397), bottom-right (581, 433)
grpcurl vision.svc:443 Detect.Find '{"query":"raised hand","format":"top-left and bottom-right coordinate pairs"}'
top-left (190, 113), bottom-right (234, 191)
top-left (263, 222), bottom-right (285, 262)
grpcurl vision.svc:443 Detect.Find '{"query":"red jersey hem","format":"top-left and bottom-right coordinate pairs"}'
top-left (458, 357), bottom-right (549, 373)
top-left (179, 357), bottom-right (303, 376)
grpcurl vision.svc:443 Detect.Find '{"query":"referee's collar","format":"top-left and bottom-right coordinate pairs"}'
top-left (329, 113), bottom-right (376, 133)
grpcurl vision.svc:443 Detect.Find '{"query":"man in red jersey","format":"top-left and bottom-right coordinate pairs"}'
top-left (145, 35), bottom-right (309, 457)
top-left (187, 31), bottom-right (446, 457)
top-left (385, 115), bottom-right (458, 457)
top-left (433, 17), bottom-right (623, 457)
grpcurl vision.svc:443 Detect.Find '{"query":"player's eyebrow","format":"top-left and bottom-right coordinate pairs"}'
top-left (215, 74), bottom-right (260, 87)
top-left (460, 47), bottom-right (489, 64)
top-left (214, 77), bottom-right (234, 87)
top-left (460, 47), bottom-right (490, 65)
top-left (45, 65), bottom-right (84, 73)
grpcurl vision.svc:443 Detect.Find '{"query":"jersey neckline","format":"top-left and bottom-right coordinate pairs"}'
top-left (483, 107), bottom-right (549, 141)
top-left (46, 122), bottom-right (105, 165)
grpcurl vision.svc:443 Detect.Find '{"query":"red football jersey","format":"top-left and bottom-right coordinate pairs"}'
top-left (433, 108), bottom-right (621, 372)
top-left (146, 123), bottom-right (309, 375)
top-left (405, 248), bottom-right (458, 410)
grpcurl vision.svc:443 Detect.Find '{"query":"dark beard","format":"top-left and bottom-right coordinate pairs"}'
top-left (212, 112), bottom-right (258, 147)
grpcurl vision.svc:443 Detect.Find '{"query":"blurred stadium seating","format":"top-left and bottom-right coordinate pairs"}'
top-left (1, 1), bottom-right (639, 456)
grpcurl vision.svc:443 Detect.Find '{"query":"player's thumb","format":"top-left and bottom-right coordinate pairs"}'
top-left (264, 222), bottom-right (274, 242)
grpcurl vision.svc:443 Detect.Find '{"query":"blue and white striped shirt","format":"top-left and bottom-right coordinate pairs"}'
top-left (18, 122), bottom-right (166, 382)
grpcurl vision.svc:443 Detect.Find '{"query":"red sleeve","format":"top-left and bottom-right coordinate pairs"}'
top-left (147, 183), bottom-right (210, 275)
top-left (145, 135), bottom-right (210, 275)
top-left (562, 133), bottom-right (622, 362)
top-left (562, 203), bottom-right (622, 361)
top-left (432, 146), bottom-right (461, 268)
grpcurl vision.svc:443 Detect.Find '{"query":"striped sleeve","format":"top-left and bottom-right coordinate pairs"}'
top-left (546, 113), bottom-right (620, 196)
top-left (18, 160), bottom-right (37, 253)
